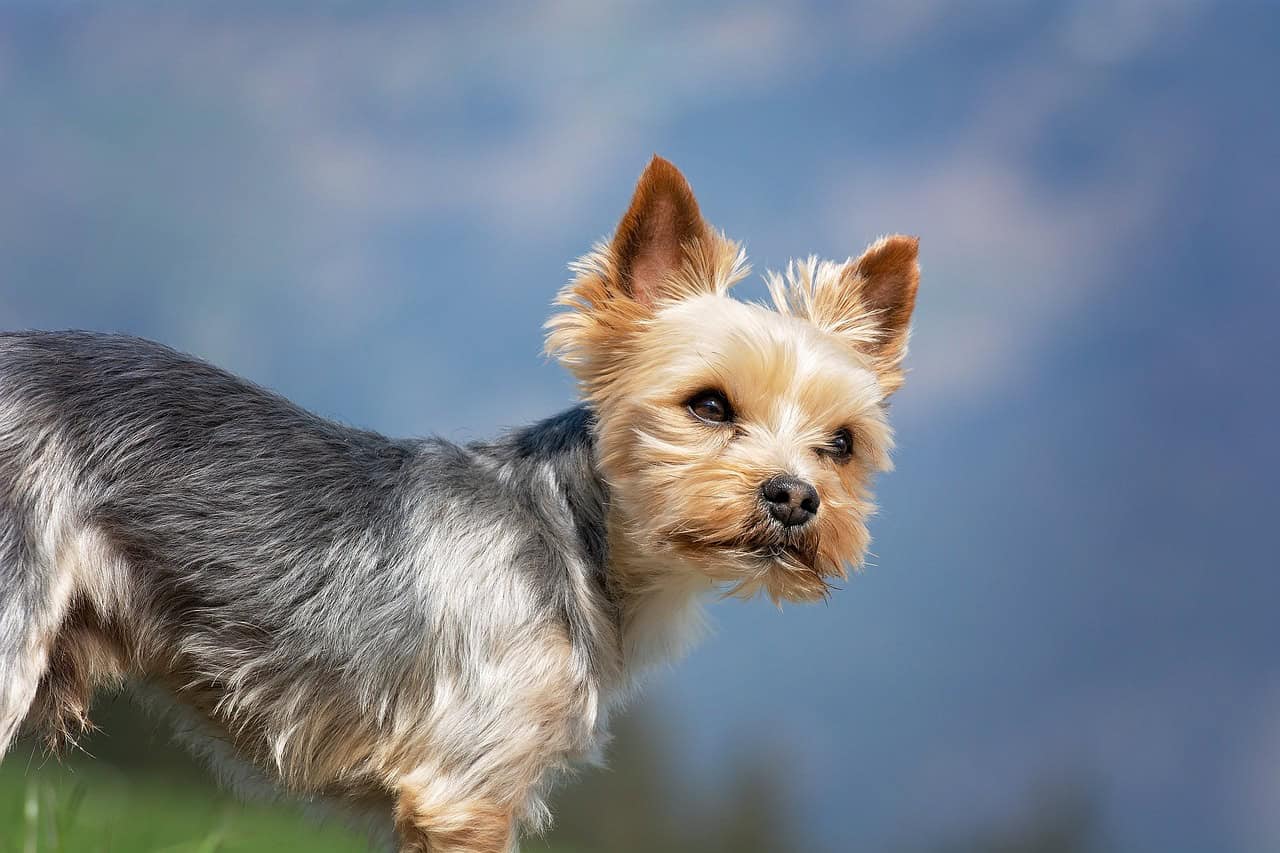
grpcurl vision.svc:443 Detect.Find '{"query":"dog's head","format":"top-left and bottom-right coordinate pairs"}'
top-left (547, 157), bottom-right (918, 603)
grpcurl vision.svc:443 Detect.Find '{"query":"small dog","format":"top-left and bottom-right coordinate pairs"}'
top-left (0, 157), bottom-right (918, 852)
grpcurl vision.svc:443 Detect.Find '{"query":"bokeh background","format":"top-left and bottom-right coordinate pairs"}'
top-left (2, 2), bottom-right (1278, 852)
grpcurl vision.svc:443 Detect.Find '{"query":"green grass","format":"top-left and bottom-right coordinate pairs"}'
top-left (0, 761), bottom-right (374, 853)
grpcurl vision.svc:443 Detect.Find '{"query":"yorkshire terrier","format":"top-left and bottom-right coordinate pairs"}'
top-left (0, 157), bottom-right (919, 852)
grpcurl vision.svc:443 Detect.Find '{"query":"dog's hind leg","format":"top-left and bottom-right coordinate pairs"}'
top-left (0, 516), bottom-right (72, 759)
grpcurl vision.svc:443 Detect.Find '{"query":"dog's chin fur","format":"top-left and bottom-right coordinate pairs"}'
top-left (682, 541), bottom-right (835, 605)
top-left (657, 518), bottom-right (838, 604)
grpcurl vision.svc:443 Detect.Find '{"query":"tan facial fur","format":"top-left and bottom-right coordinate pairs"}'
top-left (547, 156), bottom-right (919, 605)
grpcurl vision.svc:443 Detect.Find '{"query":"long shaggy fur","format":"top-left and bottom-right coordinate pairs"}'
top-left (0, 332), bottom-right (614, 848)
top-left (0, 156), bottom-right (917, 852)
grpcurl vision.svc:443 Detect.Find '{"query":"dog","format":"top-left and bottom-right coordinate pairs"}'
top-left (0, 157), bottom-right (919, 852)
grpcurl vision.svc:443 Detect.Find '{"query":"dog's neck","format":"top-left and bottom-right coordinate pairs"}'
top-left (604, 528), bottom-right (712, 676)
top-left (494, 405), bottom-right (713, 684)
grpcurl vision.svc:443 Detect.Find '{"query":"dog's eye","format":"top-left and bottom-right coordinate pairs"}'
top-left (687, 390), bottom-right (733, 424)
top-left (824, 428), bottom-right (854, 461)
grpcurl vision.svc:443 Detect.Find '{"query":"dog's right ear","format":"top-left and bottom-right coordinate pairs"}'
top-left (609, 156), bottom-right (711, 306)
top-left (547, 156), bottom-right (745, 395)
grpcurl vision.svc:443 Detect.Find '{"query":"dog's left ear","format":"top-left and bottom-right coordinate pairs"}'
top-left (844, 236), bottom-right (919, 359)
top-left (841, 235), bottom-right (920, 393)
top-left (609, 156), bottom-right (711, 306)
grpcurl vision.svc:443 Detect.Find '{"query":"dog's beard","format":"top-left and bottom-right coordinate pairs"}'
top-left (658, 515), bottom-right (845, 604)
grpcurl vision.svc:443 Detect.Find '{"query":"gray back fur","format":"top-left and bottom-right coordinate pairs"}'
top-left (0, 331), bottom-right (618, 799)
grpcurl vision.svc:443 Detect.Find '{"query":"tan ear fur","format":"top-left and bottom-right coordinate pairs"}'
top-left (765, 235), bottom-right (919, 395)
top-left (545, 156), bottom-right (747, 400)
top-left (610, 156), bottom-right (710, 306)
top-left (842, 235), bottom-right (919, 386)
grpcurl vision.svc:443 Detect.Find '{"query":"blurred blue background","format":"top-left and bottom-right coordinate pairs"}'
top-left (2, 3), bottom-right (1278, 852)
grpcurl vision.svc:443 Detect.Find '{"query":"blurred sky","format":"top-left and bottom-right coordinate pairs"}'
top-left (2, 2), bottom-right (1278, 851)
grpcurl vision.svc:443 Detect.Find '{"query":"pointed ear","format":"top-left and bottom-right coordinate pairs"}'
top-left (842, 235), bottom-right (919, 376)
top-left (547, 157), bottom-right (747, 397)
top-left (610, 156), bottom-right (710, 306)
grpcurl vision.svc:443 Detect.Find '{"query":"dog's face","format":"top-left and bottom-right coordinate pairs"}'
top-left (548, 157), bottom-right (918, 603)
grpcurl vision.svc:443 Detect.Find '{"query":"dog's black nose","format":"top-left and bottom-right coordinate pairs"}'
top-left (761, 475), bottom-right (819, 528)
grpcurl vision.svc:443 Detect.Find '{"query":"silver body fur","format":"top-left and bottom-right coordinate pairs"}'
top-left (0, 331), bottom-right (621, 845)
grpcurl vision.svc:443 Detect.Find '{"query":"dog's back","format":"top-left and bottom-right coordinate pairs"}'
top-left (0, 331), bottom-right (417, 756)
top-left (0, 332), bottom-right (609, 835)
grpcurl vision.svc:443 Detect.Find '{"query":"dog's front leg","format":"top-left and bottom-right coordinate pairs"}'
top-left (394, 780), bottom-right (514, 853)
